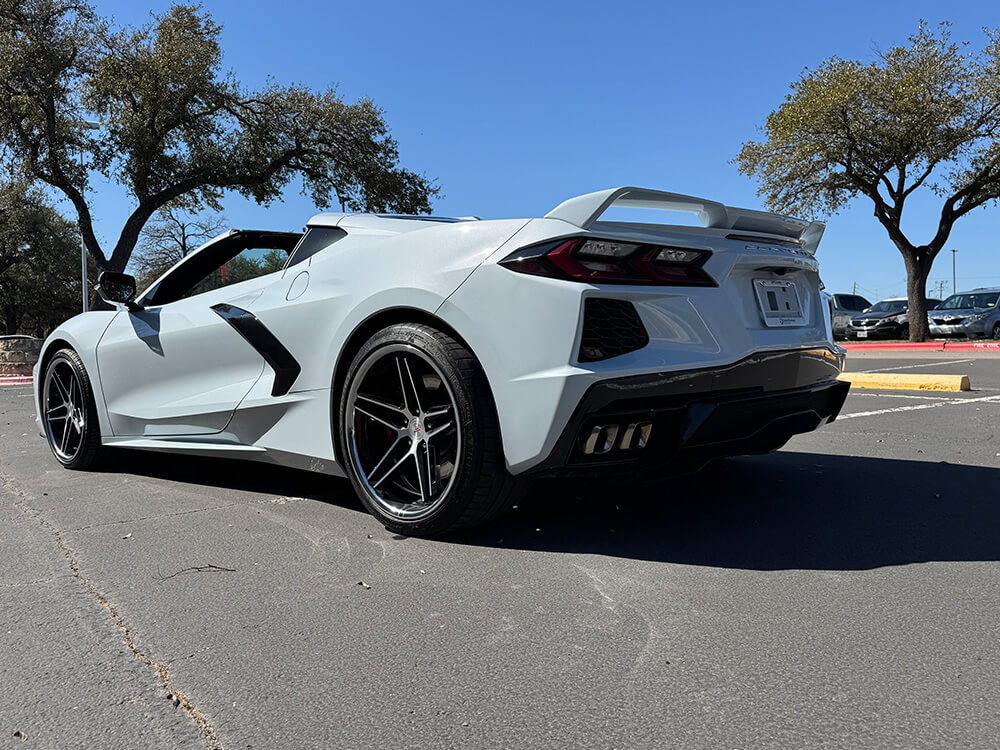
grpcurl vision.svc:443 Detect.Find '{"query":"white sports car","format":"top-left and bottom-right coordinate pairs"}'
top-left (35, 187), bottom-right (848, 534)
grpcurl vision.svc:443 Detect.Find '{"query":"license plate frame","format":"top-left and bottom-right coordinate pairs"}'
top-left (753, 279), bottom-right (806, 327)
top-left (857, 330), bottom-right (868, 338)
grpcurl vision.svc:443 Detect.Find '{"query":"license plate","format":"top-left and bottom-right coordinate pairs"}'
top-left (753, 279), bottom-right (805, 327)
top-left (857, 330), bottom-right (868, 338)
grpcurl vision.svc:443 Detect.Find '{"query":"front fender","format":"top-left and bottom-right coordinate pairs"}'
top-left (34, 311), bottom-right (119, 439)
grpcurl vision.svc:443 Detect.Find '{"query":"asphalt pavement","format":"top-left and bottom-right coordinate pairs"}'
top-left (2, 350), bottom-right (999, 749)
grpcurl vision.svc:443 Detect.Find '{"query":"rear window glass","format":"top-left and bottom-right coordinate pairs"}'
top-left (286, 227), bottom-right (347, 267)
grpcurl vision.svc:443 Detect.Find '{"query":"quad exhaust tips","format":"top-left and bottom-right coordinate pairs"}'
top-left (580, 421), bottom-right (652, 455)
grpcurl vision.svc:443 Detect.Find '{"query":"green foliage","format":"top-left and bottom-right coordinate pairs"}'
top-left (734, 22), bottom-right (1000, 340)
top-left (0, 181), bottom-right (82, 334)
top-left (0, 0), bottom-right (439, 273)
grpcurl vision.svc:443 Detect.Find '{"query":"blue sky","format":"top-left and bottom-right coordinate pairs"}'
top-left (85, 0), bottom-right (999, 301)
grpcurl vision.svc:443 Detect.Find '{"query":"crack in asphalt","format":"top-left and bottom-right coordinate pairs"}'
top-left (65, 501), bottom-right (245, 532)
top-left (0, 471), bottom-right (224, 750)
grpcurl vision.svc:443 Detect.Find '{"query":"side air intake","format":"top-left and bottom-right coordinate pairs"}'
top-left (579, 298), bottom-right (649, 362)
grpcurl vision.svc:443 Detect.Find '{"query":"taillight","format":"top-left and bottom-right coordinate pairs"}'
top-left (498, 237), bottom-right (715, 286)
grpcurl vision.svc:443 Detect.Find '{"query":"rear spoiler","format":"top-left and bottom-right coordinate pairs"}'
top-left (545, 187), bottom-right (825, 255)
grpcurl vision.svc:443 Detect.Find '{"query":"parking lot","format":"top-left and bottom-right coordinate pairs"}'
top-left (2, 349), bottom-right (999, 749)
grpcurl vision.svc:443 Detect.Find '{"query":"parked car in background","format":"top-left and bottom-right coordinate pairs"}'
top-left (846, 297), bottom-right (941, 340)
top-left (929, 288), bottom-right (1000, 339)
top-left (829, 293), bottom-right (871, 339)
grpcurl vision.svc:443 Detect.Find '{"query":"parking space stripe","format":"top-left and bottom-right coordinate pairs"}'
top-left (849, 392), bottom-right (962, 401)
top-left (860, 359), bottom-right (973, 373)
top-left (838, 393), bottom-right (1000, 420)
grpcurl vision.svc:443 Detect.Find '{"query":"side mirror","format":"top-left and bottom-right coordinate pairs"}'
top-left (96, 271), bottom-right (141, 311)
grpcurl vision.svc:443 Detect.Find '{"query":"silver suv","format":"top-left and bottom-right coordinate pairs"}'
top-left (929, 288), bottom-right (1000, 339)
top-left (829, 293), bottom-right (871, 339)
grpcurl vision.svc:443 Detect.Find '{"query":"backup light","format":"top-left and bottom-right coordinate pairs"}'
top-left (499, 237), bottom-right (715, 287)
top-left (654, 247), bottom-right (702, 264)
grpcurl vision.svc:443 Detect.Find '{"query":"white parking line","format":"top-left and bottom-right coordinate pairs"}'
top-left (838, 393), bottom-right (1000, 420)
top-left (860, 359), bottom-right (973, 373)
top-left (849, 392), bottom-right (959, 401)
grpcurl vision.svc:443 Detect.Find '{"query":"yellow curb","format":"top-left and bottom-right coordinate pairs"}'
top-left (838, 372), bottom-right (971, 392)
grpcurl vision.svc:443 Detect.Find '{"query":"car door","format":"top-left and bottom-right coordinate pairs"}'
top-left (96, 231), bottom-right (300, 436)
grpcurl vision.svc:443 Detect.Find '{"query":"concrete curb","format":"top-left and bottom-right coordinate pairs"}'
top-left (838, 372), bottom-right (971, 392)
top-left (843, 341), bottom-right (1000, 352)
top-left (0, 376), bottom-right (33, 387)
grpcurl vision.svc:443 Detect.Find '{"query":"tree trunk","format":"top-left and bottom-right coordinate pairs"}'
top-left (902, 249), bottom-right (933, 342)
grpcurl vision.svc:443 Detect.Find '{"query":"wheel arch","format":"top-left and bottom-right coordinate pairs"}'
top-left (37, 337), bottom-right (75, 380)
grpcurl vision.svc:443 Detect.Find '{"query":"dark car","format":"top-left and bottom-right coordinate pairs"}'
top-left (845, 297), bottom-right (941, 340)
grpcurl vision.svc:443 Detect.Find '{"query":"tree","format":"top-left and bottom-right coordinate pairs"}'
top-left (734, 22), bottom-right (1000, 341)
top-left (0, 0), bottom-right (438, 279)
top-left (0, 181), bottom-right (81, 334)
top-left (131, 205), bottom-right (226, 290)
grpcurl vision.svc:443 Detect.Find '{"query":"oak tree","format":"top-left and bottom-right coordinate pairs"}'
top-left (734, 23), bottom-right (1000, 340)
top-left (0, 0), bottom-right (438, 277)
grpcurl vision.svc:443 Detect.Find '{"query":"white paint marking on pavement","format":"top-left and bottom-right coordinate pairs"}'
top-left (860, 359), bottom-right (973, 373)
top-left (849, 392), bottom-right (960, 401)
top-left (838, 393), bottom-right (1000, 420)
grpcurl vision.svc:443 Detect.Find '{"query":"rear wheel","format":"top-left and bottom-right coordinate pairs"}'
top-left (338, 323), bottom-right (523, 535)
top-left (42, 349), bottom-right (103, 470)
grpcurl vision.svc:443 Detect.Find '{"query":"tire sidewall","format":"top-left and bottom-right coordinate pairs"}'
top-left (337, 324), bottom-right (488, 534)
top-left (43, 349), bottom-right (102, 470)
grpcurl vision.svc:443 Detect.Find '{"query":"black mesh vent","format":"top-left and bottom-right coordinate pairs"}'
top-left (579, 298), bottom-right (650, 362)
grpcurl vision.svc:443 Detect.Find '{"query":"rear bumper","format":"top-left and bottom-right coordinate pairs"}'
top-left (525, 347), bottom-right (848, 477)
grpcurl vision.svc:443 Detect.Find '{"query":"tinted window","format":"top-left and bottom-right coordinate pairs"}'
top-left (938, 292), bottom-right (1000, 310)
top-left (286, 227), bottom-right (347, 267)
top-left (866, 300), bottom-right (908, 314)
top-left (179, 246), bottom-right (288, 301)
top-left (140, 231), bottom-right (301, 306)
top-left (846, 295), bottom-right (870, 310)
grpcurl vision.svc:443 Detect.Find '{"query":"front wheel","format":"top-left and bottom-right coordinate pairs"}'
top-left (992, 322), bottom-right (1000, 340)
top-left (42, 349), bottom-right (104, 469)
top-left (337, 323), bottom-right (523, 535)
top-left (900, 324), bottom-right (910, 340)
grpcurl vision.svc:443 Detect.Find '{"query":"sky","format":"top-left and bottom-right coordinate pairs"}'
top-left (82, 0), bottom-right (1000, 302)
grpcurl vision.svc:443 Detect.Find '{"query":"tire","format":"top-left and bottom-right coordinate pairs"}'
top-left (337, 323), bottom-right (524, 535)
top-left (900, 324), bottom-right (910, 340)
top-left (992, 322), bottom-right (1000, 340)
top-left (41, 348), bottom-right (104, 470)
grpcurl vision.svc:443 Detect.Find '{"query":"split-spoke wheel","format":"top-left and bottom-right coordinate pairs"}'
top-left (42, 349), bottom-right (102, 469)
top-left (339, 324), bottom-right (523, 535)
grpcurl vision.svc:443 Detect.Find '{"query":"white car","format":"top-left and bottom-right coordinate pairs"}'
top-left (35, 187), bottom-right (848, 535)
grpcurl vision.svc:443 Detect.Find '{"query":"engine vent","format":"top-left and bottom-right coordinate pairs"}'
top-left (579, 298), bottom-right (650, 362)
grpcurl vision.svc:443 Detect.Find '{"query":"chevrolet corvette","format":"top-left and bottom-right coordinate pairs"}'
top-left (35, 187), bottom-right (849, 534)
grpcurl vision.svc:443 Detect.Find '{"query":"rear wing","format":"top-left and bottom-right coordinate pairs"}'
top-left (545, 187), bottom-right (825, 255)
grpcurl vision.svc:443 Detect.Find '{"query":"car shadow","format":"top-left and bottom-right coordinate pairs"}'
top-left (104, 448), bottom-right (1000, 571)
top-left (451, 451), bottom-right (1000, 571)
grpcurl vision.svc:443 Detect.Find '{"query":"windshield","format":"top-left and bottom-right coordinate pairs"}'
top-left (938, 292), bottom-right (1000, 310)
top-left (865, 300), bottom-right (908, 314)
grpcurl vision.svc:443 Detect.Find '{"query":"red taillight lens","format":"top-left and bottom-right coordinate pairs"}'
top-left (498, 238), bottom-right (715, 287)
